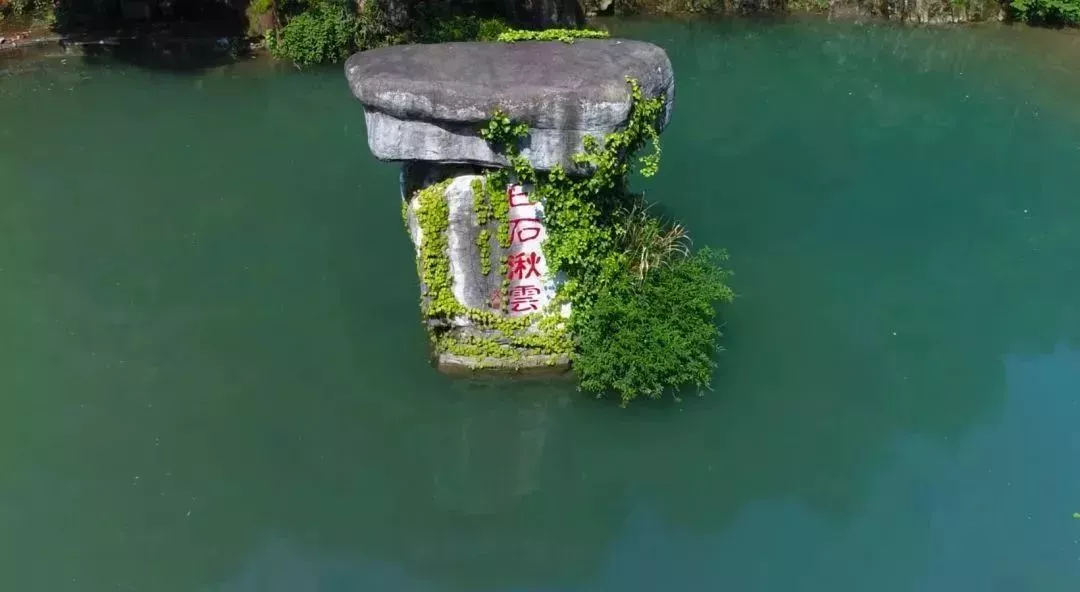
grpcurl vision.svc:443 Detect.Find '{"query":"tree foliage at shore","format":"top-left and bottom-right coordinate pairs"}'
top-left (261, 0), bottom-right (610, 65)
top-left (266, 0), bottom-right (512, 65)
top-left (5, 0), bottom-right (1078, 67)
top-left (1010, 0), bottom-right (1080, 25)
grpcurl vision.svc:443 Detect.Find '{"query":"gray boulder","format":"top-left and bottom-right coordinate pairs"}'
top-left (345, 39), bottom-right (674, 173)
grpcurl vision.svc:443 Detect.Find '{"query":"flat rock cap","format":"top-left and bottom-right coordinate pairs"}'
top-left (345, 39), bottom-right (674, 171)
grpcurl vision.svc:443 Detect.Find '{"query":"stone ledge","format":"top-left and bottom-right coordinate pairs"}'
top-left (345, 39), bottom-right (674, 172)
top-left (437, 353), bottom-right (573, 375)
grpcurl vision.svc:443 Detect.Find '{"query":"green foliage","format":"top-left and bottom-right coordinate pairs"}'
top-left (476, 17), bottom-right (512, 41)
top-left (246, 0), bottom-right (276, 37)
top-left (439, 335), bottom-right (519, 361)
top-left (541, 78), bottom-right (665, 308)
top-left (476, 229), bottom-right (492, 275)
top-left (414, 179), bottom-right (458, 318)
top-left (1, 0), bottom-right (53, 22)
top-left (574, 249), bottom-right (734, 405)
top-left (411, 79), bottom-right (731, 393)
top-left (262, 0), bottom-right (609, 66)
top-left (423, 15), bottom-right (509, 42)
top-left (354, 0), bottom-right (402, 49)
top-left (480, 110), bottom-right (530, 153)
top-left (1010, 0), bottom-right (1080, 25)
top-left (477, 112), bottom-right (526, 306)
top-left (474, 79), bottom-right (734, 404)
top-left (268, 2), bottom-right (358, 66)
top-left (411, 176), bottom-right (569, 366)
top-left (496, 28), bottom-right (610, 43)
top-left (471, 178), bottom-right (495, 276)
top-left (266, 0), bottom-right (404, 66)
top-left (616, 201), bottom-right (691, 280)
top-left (250, 0), bottom-right (274, 13)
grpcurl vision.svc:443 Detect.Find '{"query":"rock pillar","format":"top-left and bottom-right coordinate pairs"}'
top-left (345, 39), bottom-right (674, 373)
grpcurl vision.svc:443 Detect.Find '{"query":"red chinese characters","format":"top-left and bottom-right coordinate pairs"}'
top-left (504, 184), bottom-right (549, 317)
top-left (509, 218), bottom-right (543, 245)
top-left (507, 251), bottom-right (541, 280)
top-left (508, 284), bottom-right (542, 313)
top-left (507, 184), bottom-right (531, 207)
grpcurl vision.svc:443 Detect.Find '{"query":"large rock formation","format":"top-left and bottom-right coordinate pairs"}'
top-left (345, 39), bottom-right (674, 372)
top-left (346, 39), bottom-right (673, 173)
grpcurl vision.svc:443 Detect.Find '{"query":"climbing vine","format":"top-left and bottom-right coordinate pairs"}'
top-left (476, 79), bottom-right (733, 404)
top-left (411, 79), bottom-right (732, 400)
top-left (471, 178), bottom-right (494, 276)
top-left (476, 229), bottom-right (492, 275)
top-left (496, 28), bottom-right (610, 43)
top-left (413, 179), bottom-right (458, 319)
top-left (479, 79), bottom-right (668, 312)
top-left (412, 176), bottom-right (570, 368)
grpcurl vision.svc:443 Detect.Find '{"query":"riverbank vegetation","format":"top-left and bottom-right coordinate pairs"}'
top-left (4, 0), bottom-right (1078, 62)
top-left (265, 1), bottom-right (505, 65)
top-left (589, 0), bottom-right (1078, 26)
top-left (1009, 0), bottom-right (1080, 24)
top-left (0, 0), bottom-right (56, 28)
top-left (264, 1), bottom-right (608, 66)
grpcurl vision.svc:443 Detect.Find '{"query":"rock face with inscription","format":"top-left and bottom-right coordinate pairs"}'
top-left (345, 39), bottom-right (675, 373)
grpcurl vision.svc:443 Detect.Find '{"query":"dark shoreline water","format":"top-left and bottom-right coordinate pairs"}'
top-left (2, 16), bottom-right (1080, 592)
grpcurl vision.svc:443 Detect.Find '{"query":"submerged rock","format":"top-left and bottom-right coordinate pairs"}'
top-left (345, 39), bottom-right (674, 173)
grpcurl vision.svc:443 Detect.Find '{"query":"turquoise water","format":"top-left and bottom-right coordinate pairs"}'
top-left (2, 18), bottom-right (1080, 591)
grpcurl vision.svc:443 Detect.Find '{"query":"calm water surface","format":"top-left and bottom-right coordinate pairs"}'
top-left (2, 18), bottom-right (1080, 592)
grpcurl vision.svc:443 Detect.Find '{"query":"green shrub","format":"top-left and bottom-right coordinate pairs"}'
top-left (573, 248), bottom-right (734, 405)
top-left (1010, 0), bottom-right (1080, 25)
top-left (268, 2), bottom-right (358, 65)
top-left (477, 80), bottom-right (734, 404)
top-left (476, 17), bottom-right (511, 41)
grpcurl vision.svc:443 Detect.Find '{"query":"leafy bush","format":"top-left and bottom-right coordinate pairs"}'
top-left (268, 2), bottom-right (358, 65)
top-left (573, 248), bottom-right (734, 405)
top-left (1010, 0), bottom-right (1080, 25)
top-left (476, 17), bottom-right (511, 40)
